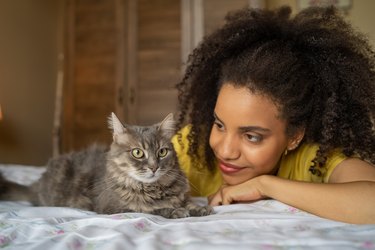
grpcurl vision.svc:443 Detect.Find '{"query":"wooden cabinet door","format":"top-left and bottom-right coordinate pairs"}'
top-left (62, 0), bottom-right (124, 152)
top-left (61, 0), bottom-right (181, 152)
top-left (60, 0), bottom-right (253, 153)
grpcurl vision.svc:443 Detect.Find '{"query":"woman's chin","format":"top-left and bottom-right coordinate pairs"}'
top-left (221, 172), bottom-right (254, 186)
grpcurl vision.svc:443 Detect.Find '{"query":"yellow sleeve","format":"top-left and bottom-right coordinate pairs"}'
top-left (278, 143), bottom-right (347, 183)
top-left (323, 149), bottom-right (347, 182)
top-left (171, 125), bottom-right (222, 197)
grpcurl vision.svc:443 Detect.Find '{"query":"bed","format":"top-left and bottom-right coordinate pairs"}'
top-left (0, 164), bottom-right (374, 250)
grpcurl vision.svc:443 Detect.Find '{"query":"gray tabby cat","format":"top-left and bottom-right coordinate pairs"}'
top-left (0, 113), bottom-right (213, 218)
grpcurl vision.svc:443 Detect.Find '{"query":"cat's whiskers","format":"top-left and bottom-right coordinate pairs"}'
top-left (162, 171), bottom-right (200, 194)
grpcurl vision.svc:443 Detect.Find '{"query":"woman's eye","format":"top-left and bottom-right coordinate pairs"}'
top-left (214, 121), bottom-right (224, 130)
top-left (131, 148), bottom-right (144, 159)
top-left (245, 134), bottom-right (262, 143)
top-left (158, 148), bottom-right (168, 158)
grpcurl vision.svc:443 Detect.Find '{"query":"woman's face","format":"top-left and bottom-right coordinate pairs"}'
top-left (209, 83), bottom-right (291, 185)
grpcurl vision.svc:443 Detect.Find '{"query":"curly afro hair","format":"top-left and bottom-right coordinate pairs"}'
top-left (176, 6), bottom-right (375, 175)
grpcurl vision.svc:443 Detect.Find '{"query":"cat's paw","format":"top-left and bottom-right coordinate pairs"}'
top-left (170, 207), bottom-right (190, 219)
top-left (188, 205), bottom-right (214, 217)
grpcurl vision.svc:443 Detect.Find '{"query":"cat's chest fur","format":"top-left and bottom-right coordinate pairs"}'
top-left (98, 164), bottom-right (189, 213)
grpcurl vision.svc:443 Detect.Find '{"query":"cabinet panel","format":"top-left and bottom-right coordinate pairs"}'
top-left (136, 0), bottom-right (181, 125)
top-left (62, 0), bottom-right (118, 152)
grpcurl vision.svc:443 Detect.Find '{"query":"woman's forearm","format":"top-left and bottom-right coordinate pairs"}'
top-left (259, 175), bottom-right (375, 224)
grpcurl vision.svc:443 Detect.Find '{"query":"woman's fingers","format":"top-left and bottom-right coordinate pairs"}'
top-left (208, 190), bottom-right (223, 206)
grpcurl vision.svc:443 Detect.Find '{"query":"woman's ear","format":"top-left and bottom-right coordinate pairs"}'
top-left (286, 128), bottom-right (305, 151)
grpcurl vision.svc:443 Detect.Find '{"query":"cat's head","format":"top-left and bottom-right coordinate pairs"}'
top-left (107, 113), bottom-right (178, 183)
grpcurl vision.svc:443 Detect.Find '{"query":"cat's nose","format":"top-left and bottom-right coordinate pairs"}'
top-left (149, 166), bottom-right (158, 173)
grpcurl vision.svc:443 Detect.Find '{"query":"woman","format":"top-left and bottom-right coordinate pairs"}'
top-left (172, 6), bottom-right (375, 224)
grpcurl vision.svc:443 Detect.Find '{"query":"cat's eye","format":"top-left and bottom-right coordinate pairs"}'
top-left (158, 148), bottom-right (169, 158)
top-left (131, 148), bottom-right (144, 159)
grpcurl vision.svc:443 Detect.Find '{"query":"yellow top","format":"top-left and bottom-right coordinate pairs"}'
top-left (172, 125), bottom-right (348, 197)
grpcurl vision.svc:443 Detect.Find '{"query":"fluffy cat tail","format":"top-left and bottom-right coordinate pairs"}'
top-left (0, 172), bottom-right (36, 203)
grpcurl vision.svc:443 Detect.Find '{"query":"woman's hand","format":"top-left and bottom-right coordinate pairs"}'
top-left (208, 176), bottom-right (268, 206)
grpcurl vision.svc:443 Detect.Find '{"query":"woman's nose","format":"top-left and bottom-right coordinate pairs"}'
top-left (216, 134), bottom-right (240, 160)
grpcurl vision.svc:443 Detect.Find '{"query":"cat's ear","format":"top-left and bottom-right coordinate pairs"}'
top-left (108, 112), bottom-right (125, 135)
top-left (157, 113), bottom-right (176, 137)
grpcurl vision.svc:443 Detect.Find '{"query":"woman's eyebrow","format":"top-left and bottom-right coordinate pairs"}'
top-left (214, 112), bottom-right (271, 133)
top-left (238, 126), bottom-right (271, 133)
top-left (213, 112), bottom-right (223, 123)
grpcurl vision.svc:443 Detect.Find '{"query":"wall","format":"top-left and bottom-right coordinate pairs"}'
top-left (267, 0), bottom-right (375, 48)
top-left (203, 0), bottom-right (249, 35)
top-left (0, 0), bottom-right (59, 165)
top-left (347, 0), bottom-right (375, 48)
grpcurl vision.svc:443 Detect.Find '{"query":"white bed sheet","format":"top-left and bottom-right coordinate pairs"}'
top-left (0, 164), bottom-right (374, 250)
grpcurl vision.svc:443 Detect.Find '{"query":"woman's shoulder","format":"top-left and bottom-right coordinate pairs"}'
top-left (278, 143), bottom-right (347, 183)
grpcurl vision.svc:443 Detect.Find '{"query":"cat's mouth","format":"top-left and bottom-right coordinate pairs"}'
top-left (130, 172), bottom-right (161, 184)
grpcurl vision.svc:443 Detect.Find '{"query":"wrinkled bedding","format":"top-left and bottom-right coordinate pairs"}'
top-left (0, 164), bottom-right (374, 250)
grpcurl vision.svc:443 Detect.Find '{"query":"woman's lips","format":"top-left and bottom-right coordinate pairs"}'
top-left (218, 161), bottom-right (245, 174)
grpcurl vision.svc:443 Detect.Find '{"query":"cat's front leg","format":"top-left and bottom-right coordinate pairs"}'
top-left (185, 200), bottom-right (214, 217)
top-left (95, 198), bottom-right (134, 214)
top-left (153, 207), bottom-right (190, 219)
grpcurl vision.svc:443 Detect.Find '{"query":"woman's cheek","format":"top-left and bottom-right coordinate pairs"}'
top-left (209, 128), bottom-right (219, 151)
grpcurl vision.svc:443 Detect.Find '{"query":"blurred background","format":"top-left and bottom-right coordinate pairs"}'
top-left (0, 0), bottom-right (374, 166)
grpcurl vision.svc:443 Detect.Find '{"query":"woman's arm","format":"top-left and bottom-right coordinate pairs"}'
top-left (210, 158), bottom-right (375, 224)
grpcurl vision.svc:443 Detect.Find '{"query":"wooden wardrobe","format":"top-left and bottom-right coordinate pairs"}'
top-left (60, 0), bottom-right (250, 153)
